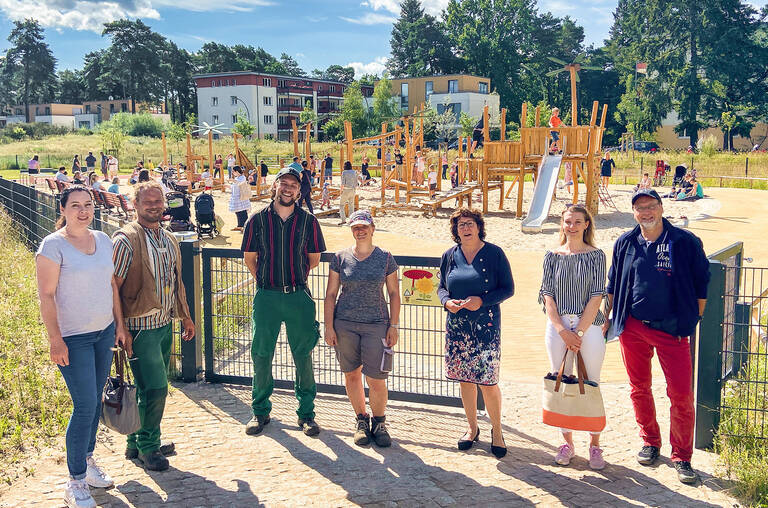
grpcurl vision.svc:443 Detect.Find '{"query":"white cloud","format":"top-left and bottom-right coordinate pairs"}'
top-left (364, 0), bottom-right (448, 16)
top-left (0, 0), bottom-right (274, 32)
top-left (346, 56), bottom-right (387, 77)
top-left (0, 0), bottom-right (160, 31)
top-left (340, 12), bottom-right (397, 25)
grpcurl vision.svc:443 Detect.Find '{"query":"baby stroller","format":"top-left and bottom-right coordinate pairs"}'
top-left (194, 192), bottom-right (218, 239)
top-left (164, 191), bottom-right (195, 232)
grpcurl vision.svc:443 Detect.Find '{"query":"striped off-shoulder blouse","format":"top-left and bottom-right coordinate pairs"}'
top-left (538, 249), bottom-right (607, 326)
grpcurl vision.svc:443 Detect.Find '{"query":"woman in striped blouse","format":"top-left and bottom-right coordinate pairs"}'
top-left (539, 205), bottom-right (607, 470)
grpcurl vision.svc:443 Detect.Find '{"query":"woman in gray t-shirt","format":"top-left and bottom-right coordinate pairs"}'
top-left (324, 209), bottom-right (400, 448)
top-left (35, 185), bottom-right (130, 506)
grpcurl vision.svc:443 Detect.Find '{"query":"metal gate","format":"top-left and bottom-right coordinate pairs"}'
top-left (201, 248), bottom-right (463, 407)
top-left (696, 242), bottom-right (768, 448)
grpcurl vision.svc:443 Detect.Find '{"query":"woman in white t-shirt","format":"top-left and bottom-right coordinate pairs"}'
top-left (36, 185), bottom-right (131, 507)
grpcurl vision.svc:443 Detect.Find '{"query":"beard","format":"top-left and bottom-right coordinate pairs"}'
top-left (277, 193), bottom-right (297, 207)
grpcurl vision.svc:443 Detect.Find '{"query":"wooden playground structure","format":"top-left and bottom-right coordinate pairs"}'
top-left (369, 100), bottom-right (608, 222)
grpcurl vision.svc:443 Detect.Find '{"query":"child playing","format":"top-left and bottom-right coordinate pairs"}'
top-left (427, 164), bottom-right (438, 198)
top-left (201, 168), bottom-right (213, 191)
top-left (636, 172), bottom-right (652, 191)
top-left (563, 161), bottom-right (573, 194)
top-left (548, 107), bottom-right (562, 153)
top-left (320, 181), bottom-right (330, 210)
top-left (449, 160), bottom-right (458, 189)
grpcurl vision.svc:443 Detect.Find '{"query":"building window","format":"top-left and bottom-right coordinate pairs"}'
top-left (232, 114), bottom-right (238, 123)
top-left (425, 81), bottom-right (433, 98)
top-left (45, 106), bottom-right (51, 115)
top-left (219, 80), bottom-right (223, 87)
top-left (318, 84), bottom-right (323, 91)
top-left (109, 104), bottom-right (115, 113)
top-left (263, 96), bottom-right (272, 106)
top-left (211, 80), bottom-right (216, 87)
top-left (279, 115), bottom-right (289, 125)
top-left (225, 79), bottom-right (230, 86)
top-left (263, 77), bottom-right (272, 86)
top-left (278, 97), bottom-right (288, 106)
top-left (231, 96), bottom-right (238, 106)
top-left (264, 115), bottom-right (273, 125)
top-left (437, 103), bottom-right (462, 122)
top-left (330, 85), bottom-right (336, 92)
top-left (448, 80), bottom-right (458, 93)
top-left (478, 82), bottom-right (488, 94)
top-left (232, 79), bottom-right (236, 86)
top-left (15, 108), bottom-right (22, 115)
top-left (278, 79), bottom-right (285, 88)
top-left (85, 105), bottom-right (91, 113)
top-left (212, 115), bottom-right (219, 124)
top-left (121, 103), bottom-right (128, 112)
top-left (211, 97), bottom-right (219, 106)
top-left (400, 83), bottom-right (409, 111)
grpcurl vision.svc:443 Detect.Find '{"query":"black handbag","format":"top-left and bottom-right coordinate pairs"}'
top-left (100, 348), bottom-right (141, 435)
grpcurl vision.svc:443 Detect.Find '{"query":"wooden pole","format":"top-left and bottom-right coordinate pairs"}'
top-left (304, 122), bottom-right (311, 160)
top-left (292, 119), bottom-right (299, 157)
top-left (483, 105), bottom-right (489, 143)
top-left (590, 101), bottom-right (599, 126)
top-left (535, 106), bottom-right (541, 127)
top-left (521, 102), bottom-right (528, 128)
top-left (500, 108), bottom-right (506, 141)
top-left (161, 132), bottom-right (168, 167)
top-left (600, 104), bottom-right (608, 128)
top-left (569, 65), bottom-right (578, 126)
top-left (185, 133), bottom-right (193, 181)
top-left (344, 121), bottom-right (353, 163)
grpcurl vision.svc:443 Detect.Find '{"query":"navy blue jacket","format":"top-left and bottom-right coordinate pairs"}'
top-left (606, 218), bottom-right (710, 338)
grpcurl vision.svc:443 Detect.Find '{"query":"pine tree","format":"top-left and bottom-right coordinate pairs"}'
top-left (388, 0), bottom-right (457, 77)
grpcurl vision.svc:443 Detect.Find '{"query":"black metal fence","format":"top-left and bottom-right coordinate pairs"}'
top-left (696, 242), bottom-right (768, 448)
top-left (200, 248), bottom-right (463, 407)
top-left (0, 176), bottom-right (185, 378)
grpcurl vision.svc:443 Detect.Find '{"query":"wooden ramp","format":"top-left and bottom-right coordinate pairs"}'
top-left (420, 184), bottom-right (483, 216)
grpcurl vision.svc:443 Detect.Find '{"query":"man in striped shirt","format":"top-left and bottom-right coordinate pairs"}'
top-left (241, 167), bottom-right (326, 437)
top-left (113, 182), bottom-right (195, 472)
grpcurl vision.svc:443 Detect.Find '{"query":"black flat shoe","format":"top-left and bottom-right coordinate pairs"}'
top-left (491, 432), bottom-right (507, 458)
top-left (458, 428), bottom-right (480, 451)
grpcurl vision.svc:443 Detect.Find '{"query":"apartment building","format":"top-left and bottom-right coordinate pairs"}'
top-left (388, 74), bottom-right (499, 133)
top-left (193, 72), bottom-right (374, 141)
top-left (2, 100), bottom-right (168, 130)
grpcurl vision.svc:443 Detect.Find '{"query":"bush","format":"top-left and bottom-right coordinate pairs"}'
top-left (3, 123), bottom-right (71, 140)
top-left (700, 135), bottom-right (718, 157)
top-left (8, 127), bottom-right (26, 141)
top-left (96, 113), bottom-right (167, 138)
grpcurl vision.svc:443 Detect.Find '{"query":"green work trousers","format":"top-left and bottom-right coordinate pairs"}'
top-left (126, 323), bottom-right (172, 454)
top-left (251, 287), bottom-right (320, 419)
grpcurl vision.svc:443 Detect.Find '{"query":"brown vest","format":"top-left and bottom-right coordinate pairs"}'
top-left (114, 222), bottom-right (191, 321)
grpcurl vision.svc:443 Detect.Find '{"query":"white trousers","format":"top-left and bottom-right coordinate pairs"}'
top-left (339, 189), bottom-right (355, 222)
top-left (545, 314), bottom-right (606, 434)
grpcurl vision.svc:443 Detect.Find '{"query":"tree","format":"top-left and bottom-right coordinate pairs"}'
top-left (3, 19), bottom-right (57, 121)
top-left (358, 74), bottom-right (380, 87)
top-left (101, 19), bottom-right (167, 112)
top-left (57, 69), bottom-right (84, 104)
top-left (434, 96), bottom-right (458, 141)
top-left (372, 76), bottom-right (398, 128)
top-left (459, 112), bottom-right (476, 137)
top-left (339, 81), bottom-right (368, 137)
top-left (233, 112), bottom-right (255, 138)
top-left (719, 111), bottom-right (737, 151)
top-left (444, 0), bottom-right (541, 115)
top-left (195, 42), bottom-right (241, 73)
top-left (278, 53), bottom-right (305, 77)
top-left (167, 122), bottom-right (186, 153)
top-left (299, 100), bottom-right (318, 126)
top-left (322, 65), bottom-right (355, 83)
top-left (388, 0), bottom-right (459, 77)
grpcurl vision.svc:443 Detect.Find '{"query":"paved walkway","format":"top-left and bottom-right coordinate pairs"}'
top-left (0, 381), bottom-right (737, 507)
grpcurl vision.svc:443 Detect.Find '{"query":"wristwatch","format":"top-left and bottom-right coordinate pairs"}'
top-left (576, 330), bottom-right (585, 337)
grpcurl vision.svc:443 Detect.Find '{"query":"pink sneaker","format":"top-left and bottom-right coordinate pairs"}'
top-left (554, 443), bottom-right (575, 465)
top-left (589, 446), bottom-right (606, 470)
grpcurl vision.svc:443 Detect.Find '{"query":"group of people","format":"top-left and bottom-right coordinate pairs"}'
top-left (39, 161), bottom-right (710, 507)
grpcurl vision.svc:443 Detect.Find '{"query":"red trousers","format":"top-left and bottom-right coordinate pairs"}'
top-left (619, 316), bottom-right (694, 462)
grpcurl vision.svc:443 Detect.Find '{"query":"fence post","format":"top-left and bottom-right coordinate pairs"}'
top-left (695, 260), bottom-right (726, 450)
top-left (745, 157), bottom-right (749, 177)
top-left (180, 240), bottom-right (203, 382)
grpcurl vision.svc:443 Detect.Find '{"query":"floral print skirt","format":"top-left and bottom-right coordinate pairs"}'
top-left (444, 309), bottom-right (501, 385)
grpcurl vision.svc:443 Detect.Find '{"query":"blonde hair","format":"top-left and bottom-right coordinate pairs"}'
top-left (559, 205), bottom-right (596, 247)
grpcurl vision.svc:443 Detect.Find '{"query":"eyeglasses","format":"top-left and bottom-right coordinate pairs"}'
top-left (633, 203), bottom-right (660, 213)
top-left (457, 221), bottom-right (476, 229)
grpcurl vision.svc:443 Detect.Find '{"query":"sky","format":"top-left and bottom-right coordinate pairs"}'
top-left (0, 0), bottom-right (766, 76)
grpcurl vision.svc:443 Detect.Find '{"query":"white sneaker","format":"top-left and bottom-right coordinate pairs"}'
top-left (64, 479), bottom-right (96, 508)
top-left (85, 456), bottom-right (114, 488)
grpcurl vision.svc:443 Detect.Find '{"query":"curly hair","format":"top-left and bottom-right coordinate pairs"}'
top-left (449, 207), bottom-right (486, 244)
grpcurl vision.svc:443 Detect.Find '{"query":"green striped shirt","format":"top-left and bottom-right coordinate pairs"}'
top-left (113, 226), bottom-right (177, 331)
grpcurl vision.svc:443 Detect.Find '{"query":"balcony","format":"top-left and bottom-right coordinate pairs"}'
top-left (277, 104), bottom-right (306, 112)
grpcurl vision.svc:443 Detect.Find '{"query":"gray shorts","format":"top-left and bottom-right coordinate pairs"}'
top-left (333, 319), bottom-right (389, 379)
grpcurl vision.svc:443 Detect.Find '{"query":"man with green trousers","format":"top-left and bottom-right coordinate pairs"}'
top-left (113, 181), bottom-right (195, 471)
top-left (241, 166), bottom-right (326, 436)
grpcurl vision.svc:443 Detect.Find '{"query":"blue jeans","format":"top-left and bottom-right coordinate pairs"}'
top-left (57, 322), bottom-right (115, 479)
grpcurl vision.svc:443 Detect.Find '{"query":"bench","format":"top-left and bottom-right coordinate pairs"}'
top-left (100, 191), bottom-right (122, 216)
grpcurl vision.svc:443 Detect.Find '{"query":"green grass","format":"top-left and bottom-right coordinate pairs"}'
top-left (716, 339), bottom-right (768, 506)
top-left (0, 208), bottom-right (70, 483)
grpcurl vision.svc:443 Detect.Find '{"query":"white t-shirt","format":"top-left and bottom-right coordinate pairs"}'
top-left (428, 171), bottom-right (437, 185)
top-left (55, 172), bottom-right (69, 182)
top-left (107, 158), bottom-right (119, 172)
top-left (227, 156), bottom-right (236, 168)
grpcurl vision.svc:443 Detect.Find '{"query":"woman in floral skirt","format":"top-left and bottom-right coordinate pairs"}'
top-left (437, 208), bottom-right (514, 458)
